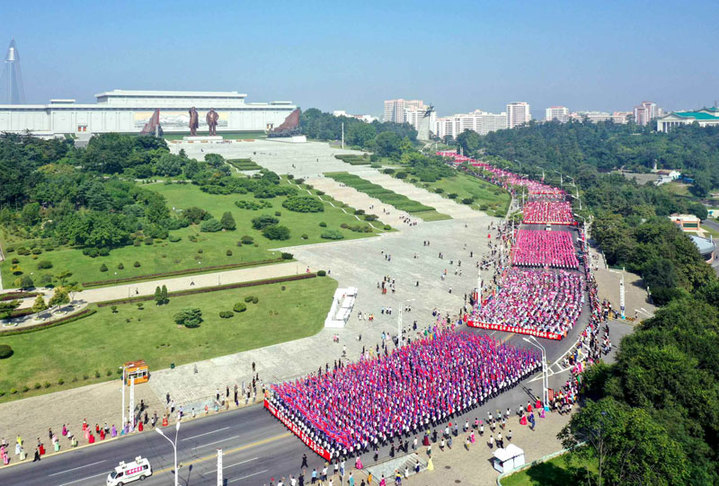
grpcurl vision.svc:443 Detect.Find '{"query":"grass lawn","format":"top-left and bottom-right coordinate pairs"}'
top-left (324, 172), bottom-right (450, 221)
top-left (1, 180), bottom-right (383, 287)
top-left (0, 276), bottom-right (337, 402)
top-left (501, 451), bottom-right (596, 486)
top-left (162, 131), bottom-right (267, 141)
top-left (412, 172), bottom-right (511, 217)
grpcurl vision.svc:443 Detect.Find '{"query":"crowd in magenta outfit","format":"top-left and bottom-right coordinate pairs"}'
top-left (474, 269), bottom-right (583, 336)
top-left (511, 230), bottom-right (579, 269)
top-left (522, 200), bottom-right (574, 225)
top-left (268, 331), bottom-right (540, 458)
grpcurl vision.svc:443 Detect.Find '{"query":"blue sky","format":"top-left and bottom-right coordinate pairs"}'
top-left (3, 1), bottom-right (718, 117)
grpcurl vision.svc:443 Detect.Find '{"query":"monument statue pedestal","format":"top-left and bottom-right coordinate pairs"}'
top-left (182, 136), bottom-right (224, 143)
top-left (268, 135), bottom-right (307, 143)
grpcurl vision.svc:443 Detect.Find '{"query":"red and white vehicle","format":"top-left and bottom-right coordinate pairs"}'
top-left (106, 456), bottom-right (152, 486)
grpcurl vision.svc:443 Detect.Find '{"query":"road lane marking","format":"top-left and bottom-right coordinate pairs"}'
top-left (58, 471), bottom-right (108, 485)
top-left (226, 457), bottom-right (259, 468)
top-left (154, 432), bottom-right (291, 476)
top-left (196, 434), bottom-right (241, 449)
top-left (48, 460), bottom-right (107, 476)
top-left (228, 469), bottom-right (269, 483)
top-left (182, 426), bottom-right (230, 441)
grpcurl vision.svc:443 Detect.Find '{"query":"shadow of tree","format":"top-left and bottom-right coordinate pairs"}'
top-left (524, 461), bottom-right (595, 485)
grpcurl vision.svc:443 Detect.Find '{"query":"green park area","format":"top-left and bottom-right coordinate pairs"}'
top-left (501, 452), bottom-right (596, 486)
top-left (324, 172), bottom-right (450, 221)
top-left (1, 178), bottom-right (382, 287)
top-left (413, 172), bottom-right (510, 217)
top-left (0, 276), bottom-right (337, 402)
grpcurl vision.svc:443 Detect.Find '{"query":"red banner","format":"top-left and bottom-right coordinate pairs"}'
top-left (264, 399), bottom-right (332, 460)
top-left (465, 321), bottom-right (563, 341)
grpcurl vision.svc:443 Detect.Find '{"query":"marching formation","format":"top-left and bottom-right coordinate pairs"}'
top-left (521, 200), bottom-right (575, 225)
top-left (511, 230), bottom-right (579, 269)
top-left (267, 331), bottom-right (541, 459)
top-left (472, 269), bottom-right (583, 339)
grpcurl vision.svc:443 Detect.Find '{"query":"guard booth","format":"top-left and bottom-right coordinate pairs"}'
top-left (123, 360), bottom-right (149, 385)
top-left (492, 444), bottom-right (525, 473)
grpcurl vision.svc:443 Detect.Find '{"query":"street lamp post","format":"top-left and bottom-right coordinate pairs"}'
top-left (523, 336), bottom-right (549, 408)
top-left (156, 422), bottom-right (181, 486)
top-left (120, 365), bottom-right (126, 430)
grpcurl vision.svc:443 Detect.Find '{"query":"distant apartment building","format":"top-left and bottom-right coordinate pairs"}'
top-left (434, 110), bottom-right (508, 139)
top-left (332, 110), bottom-right (377, 123)
top-left (633, 101), bottom-right (658, 126)
top-left (545, 106), bottom-right (569, 122)
top-left (507, 102), bottom-right (531, 128)
top-left (383, 99), bottom-right (425, 123)
top-left (568, 111), bottom-right (631, 124)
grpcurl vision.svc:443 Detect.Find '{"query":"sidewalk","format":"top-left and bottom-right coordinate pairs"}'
top-left (365, 409), bottom-right (572, 486)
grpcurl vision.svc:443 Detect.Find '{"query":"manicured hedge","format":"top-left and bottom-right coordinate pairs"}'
top-left (82, 258), bottom-right (284, 287)
top-left (0, 292), bottom-right (40, 302)
top-left (96, 273), bottom-right (317, 307)
top-left (0, 308), bottom-right (97, 336)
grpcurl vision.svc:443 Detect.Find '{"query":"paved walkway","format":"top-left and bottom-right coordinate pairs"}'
top-left (401, 408), bottom-right (572, 486)
top-left (76, 261), bottom-right (300, 303)
top-left (357, 171), bottom-right (479, 219)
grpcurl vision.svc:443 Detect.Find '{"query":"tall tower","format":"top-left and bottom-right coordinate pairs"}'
top-left (1, 39), bottom-right (25, 104)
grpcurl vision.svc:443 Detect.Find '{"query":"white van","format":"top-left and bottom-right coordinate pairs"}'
top-left (106, 456), bottom-right (152, 486)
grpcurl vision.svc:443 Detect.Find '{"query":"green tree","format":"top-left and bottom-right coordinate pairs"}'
top-left (262, 224), bottom-right (291, 240)
top-left (48, 287), bottom-right (70, 307)
top-left (200, 218), bottom-right (223, 232)
top-left (161, 285), bottom-right (169, 304)
top-left (0, 300), bottom-right (20, 319)
top-left (154, 286), bottom-right (163, 305)
top-left (32, 295), bottom-right (48, 313)
top-left (374, 132), bottom-right (402, 159)
top-left (559, 397), bottom-right (690, 486)
top-left (456, 129), bottom-right (481, 156)
top-left (346, 123), bottom-right (377, 148)
top-left (20, 275), bottom-right (34, 289)
top-left (220, 211), bottom-right (236, 230)
top-left (173, 308), bottom-right (203, 328)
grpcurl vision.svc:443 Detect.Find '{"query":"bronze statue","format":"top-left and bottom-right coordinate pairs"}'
top-left (206, 109), bottom-right (219, 136)
top-left (188, 107), bottom-right (199, 136)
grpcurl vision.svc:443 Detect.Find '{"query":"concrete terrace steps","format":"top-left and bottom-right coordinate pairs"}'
top-left (355, 172), bottom-right (479, 220)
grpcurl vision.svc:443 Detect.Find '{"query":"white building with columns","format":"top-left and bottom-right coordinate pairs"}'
top-left (0, 89), bottom-right (296, 136)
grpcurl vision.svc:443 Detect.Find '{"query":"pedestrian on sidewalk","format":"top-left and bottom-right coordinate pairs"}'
top-left (33, 447), bottom-right (40, 462)
top-left (301, 453), bottom-right (308, 469)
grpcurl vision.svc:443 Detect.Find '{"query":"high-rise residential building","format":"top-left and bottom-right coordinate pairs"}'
top-left (434, 110), bottom-right (508, 139)
top-left (545, 106), bottom-right (569, 123)
top-left (507, 102), bottom-right (531, 128)
top-left (383, 99), bottom-right (425, 123)
top-left (633, 101), bottom-right (658, 126)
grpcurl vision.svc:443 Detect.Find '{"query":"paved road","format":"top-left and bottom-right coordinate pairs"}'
top-left (0, 315), bottom-right (597, 486)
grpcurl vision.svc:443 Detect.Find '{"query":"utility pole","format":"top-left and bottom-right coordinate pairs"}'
top-left (620, 267), bottom-right (625, 319)
top-left (129, 376), bottom-right (135, 430)
top-left (121, 365), bottom-right (126, 431)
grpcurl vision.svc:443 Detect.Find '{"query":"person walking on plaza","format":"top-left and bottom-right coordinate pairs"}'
top-left (301, 453), bottom-right (308, 469)
top-left (33, 447), bottom-right (40, 462)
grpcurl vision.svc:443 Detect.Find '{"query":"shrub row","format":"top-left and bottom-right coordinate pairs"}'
top-left (0, 308), bottom-right (96, 336)
top-left (0, 292), bottom-right (40, 302)
top-left (96, 273), bottom-right (317, 307)
top-left (81, 258), bottom-right (284, 287)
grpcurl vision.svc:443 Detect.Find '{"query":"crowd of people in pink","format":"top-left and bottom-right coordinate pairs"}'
top-left (512, 229), bottom-right (579, 269)
top-left (267, 330), bottom-right (541, 459)
top-left (436, 151), bottom-right (564, 196)
top-left (522, 200), bottom-right (575, 225)
top-left (473, 269), bottom-right (583, 338)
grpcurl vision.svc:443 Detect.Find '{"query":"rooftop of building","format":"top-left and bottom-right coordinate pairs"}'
top-left (689, 235), bottom-right (716, 254)
top-left (95, 89), bottom-right (248, 99)
top-left (669, 213), bottom-right (701, 221)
